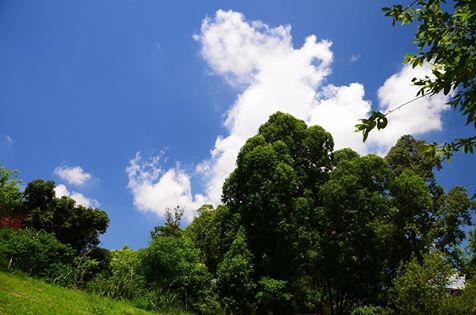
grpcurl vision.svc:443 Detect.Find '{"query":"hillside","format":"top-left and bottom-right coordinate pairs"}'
top-left (0, 271), bottom-right (156, 315)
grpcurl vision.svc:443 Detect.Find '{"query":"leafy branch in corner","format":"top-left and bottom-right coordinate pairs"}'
top-left (356, 0), bottom-right (475, 161)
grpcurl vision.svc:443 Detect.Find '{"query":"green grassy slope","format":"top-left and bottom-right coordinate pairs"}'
top-left (0, 271), bottom-right (156, 315)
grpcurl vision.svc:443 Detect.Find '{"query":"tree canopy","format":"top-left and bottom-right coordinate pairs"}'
top-left (23, 179), bottom-right (109, 252)
top-left (216, 112), bottom-right (474, 314)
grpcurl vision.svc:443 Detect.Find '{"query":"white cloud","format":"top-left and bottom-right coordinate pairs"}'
top-left (127, 10), bottom-right (451, 220)
top-left (193, 10), bottom-right (339, 203)
top-left (54, 184), bottom-right (99, 208)
top-left (309, 83), bottom-right (372, 153)
top-left (4, 136), bottom-right (13, 144)
top-left (126, 152), bottom-right (207, 223)
top-left (54, 165), bottom-right (92, 186)
top-left (350, 54), bottom-right (360, 62)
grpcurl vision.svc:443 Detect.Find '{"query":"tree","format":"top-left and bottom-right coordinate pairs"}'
top-left (385, 136), bottom-right (474, 267)
top-left (0, 227), bottom-right (75, 279)
top-left (356, 0), bottom-right (475, 160)
top-left (0, 165), bottom-right (22, 218)
top-left (150, 206), bottom-right (184, 238)
top-left (185, 204), bottom-right (238, 274)
top-left (255, 277), bottom-right (293, 315)
top-left (316, 154), bottom-right (394, 312)
top-left (220, 113), bottom-right (473, 314)
top-left (432, 186), bottom-right (475, 267)
top-left (222, 112), bottom-right (333, 284)
top-left (142, 214), bottom-right (219, 314)
top-left (23, 179), bottom-right (109, 252)
top-left (216, 229), bottom-right (257, 314)
top-left (0, 165), bottom-right (23, 229)
top-left (466, 227), bottom-right (476, 277)
top-left (440, 276), bottom-right (476, 314)
top-left (390, 251), bottom-right (452, 315)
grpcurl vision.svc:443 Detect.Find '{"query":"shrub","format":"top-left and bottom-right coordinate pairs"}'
top-left (141, 235), bottom-right (219, 314)
top-left (351, 305), bottom-right (393, 315)
top-left (88, 246), bottom-right (144, 300)
top-left (0, 227), bottom-right (75, 279)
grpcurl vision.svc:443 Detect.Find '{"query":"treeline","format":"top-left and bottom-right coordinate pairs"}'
top-left (1, 112), bottom-right (475, 314)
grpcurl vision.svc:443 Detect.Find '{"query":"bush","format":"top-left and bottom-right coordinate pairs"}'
top-left (390, 252), bottom-right (452, 315)
top-left (439, 276), bottom-right (476, 315)
top-left (141, 235), bottom-right (219, 314)
top-left (351, 305), bottom-right (393, 315)
top-left (255, 277), bottom-right (293, 314)
top-left (0, 227), bottom-right (75, 279)
top-left (88, 246), bottom-right (144, 300)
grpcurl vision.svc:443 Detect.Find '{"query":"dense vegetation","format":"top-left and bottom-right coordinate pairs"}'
top-left (1, 112), bottom-right (475, 314)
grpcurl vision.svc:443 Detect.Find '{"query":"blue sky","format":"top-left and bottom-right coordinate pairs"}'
top-left (1, 0), bottom-right (474, 249)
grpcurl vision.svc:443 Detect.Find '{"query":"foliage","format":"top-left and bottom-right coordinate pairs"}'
top-left (385, 136), bottom-right (474, 268)
top-left (141, 232), bottom-right (219, 313)
top-left (87, 247), bottom-right (112, 276)
top-left (466, 227), bottom-right (476, 277)
top-left (390, 251), bottom-right (452, 315)
top-left (439, 276), bottom-right (476, 314)
top-left (255, 277), bottom-right (292, 315)
top-left (89, 246), bottom-right (144, 300)
top-left (355, 111), bottom-right (388, 142)
top-left (351, 305), bottom-right (393, 315)
top-left (150, 206), bottom-right (184, 238)
top-left (316, 154), bottom-right (394, 310)
top-left (185, 204), bottom-right (238, 274)
top-left (220, 113), bottom-right (474, 313)
top-left (357, 0), bottom-right (476, 160)
top-left (385, 135), bottom-right (441, 182)
top-left (333, 148), bottom-right (360, 166)
top-left (1, 113), bottom-right (475, 314)
top-left (0, 227), bottom-right (75, 280)
top-left (216, 229), bottom-right (256, 314)
top-left (0, 165), bottom-right (22, 218)
top-left (23, 179), bottom-right (109, 251)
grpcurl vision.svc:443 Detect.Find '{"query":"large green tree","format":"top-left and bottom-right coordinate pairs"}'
top-left (223, 112), bottom-right (333, 281)
top-left (218, 113), bottom-right (473, 314)
top-left (222, 112), bottom-right (333, 313)
top-left (385, 136), bottom-right (474, 267)
top-left (315, 154), bottom-right (394, 311)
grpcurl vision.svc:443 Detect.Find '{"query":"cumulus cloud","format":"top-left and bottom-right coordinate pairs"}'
top-left (54, 184), bottom-right (99, 208)
top-left (309, 83), bottom-right (372, 153)
top-left (127, 10), bottom-right (451, 220)
top-left (54, 165), bottom-right (92, 186)
top-left (193, 10), bottom-right (340, 203)
top-left (126, 152), bottom-right (207, 223)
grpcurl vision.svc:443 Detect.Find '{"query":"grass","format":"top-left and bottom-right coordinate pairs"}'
top-left (0, 271), bottom-right (157, 315)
